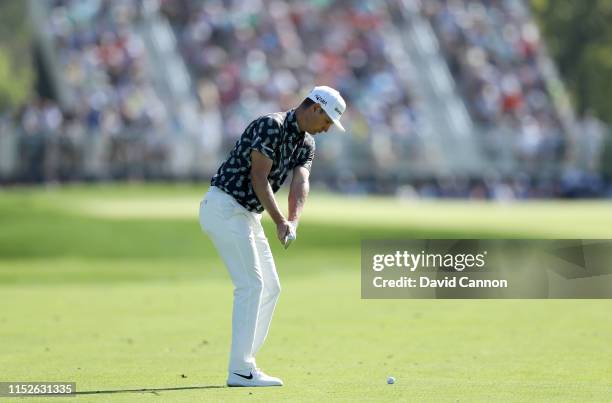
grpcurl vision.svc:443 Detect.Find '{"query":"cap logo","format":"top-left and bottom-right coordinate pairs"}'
top-left (314, 94), bottom-right (328, 105)
top-left (334, 107), bottom-right (342, 115)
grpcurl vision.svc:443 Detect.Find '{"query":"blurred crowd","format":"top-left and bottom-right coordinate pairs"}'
top-left (10, 97), bottom-right (81, 182)
top-left (2, 0), bottom-right (609, 197)
top-left (422, 0), bottom-right (566, 170)
top-left (400, 171), bottom-right (606, 199)
top-left (160, 0), bottom-right (424, 168)
top-left (47, 0), bottom-right (167, 134)
top-left (9, 94), bottom-right (168, 182)
top-left (7, 0), bottom-right (170, 182)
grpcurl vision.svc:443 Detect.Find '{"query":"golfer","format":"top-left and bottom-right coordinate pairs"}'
top-left (199, 86), bottom-right (346, 387)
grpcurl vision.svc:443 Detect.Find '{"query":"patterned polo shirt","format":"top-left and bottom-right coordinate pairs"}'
top-left (211, 109), bottom-right (315, 213)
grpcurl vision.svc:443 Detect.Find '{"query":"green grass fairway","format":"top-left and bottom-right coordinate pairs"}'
top-left (1, 184), bottom-right (611, 402)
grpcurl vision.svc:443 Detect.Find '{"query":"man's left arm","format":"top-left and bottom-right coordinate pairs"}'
top-left (288, 166), bottom-right (310, 224)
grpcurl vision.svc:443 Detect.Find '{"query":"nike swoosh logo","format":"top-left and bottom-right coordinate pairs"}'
top-left (233, 372), bottom-right (253, 380)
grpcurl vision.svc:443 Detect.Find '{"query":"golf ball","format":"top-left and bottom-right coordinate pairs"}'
top-left (387, 376), bottom-right (395, 384)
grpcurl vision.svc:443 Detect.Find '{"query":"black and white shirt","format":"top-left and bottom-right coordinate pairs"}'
top-left (211, 109), bottom-right (315, 213)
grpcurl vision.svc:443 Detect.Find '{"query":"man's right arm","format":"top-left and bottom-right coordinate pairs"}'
top-left (250, 150), bottom-right (290, 243)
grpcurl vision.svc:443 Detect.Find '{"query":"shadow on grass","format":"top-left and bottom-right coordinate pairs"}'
top-left (75, 385), bottom-right (225, 396)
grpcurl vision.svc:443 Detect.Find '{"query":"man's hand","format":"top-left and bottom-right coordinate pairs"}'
top-left (276, 220), bottom-right (291, 244)
top-left (283, 221), bottom-right (297, 249)
top-left (277, 220), bottom-right (298, 249)
top-left (288, 220), bottom-right (298, 239)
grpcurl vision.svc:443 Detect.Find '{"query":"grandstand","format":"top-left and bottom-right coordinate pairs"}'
top-left (0, 0), bottom-right (607, 197)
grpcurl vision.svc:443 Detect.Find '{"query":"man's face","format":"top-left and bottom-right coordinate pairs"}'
top-left (307, 104), bottom-right (334, 135)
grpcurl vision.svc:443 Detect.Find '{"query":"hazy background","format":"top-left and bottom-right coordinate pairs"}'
top-left (0, 0), bottom-right (610, 199)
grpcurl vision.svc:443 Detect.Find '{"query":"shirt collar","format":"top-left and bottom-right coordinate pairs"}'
top-left (285, 109), bottom-right (304, 139)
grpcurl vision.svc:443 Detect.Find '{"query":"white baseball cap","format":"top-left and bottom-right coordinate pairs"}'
top-left (307, 86), bottom-right (346, 132)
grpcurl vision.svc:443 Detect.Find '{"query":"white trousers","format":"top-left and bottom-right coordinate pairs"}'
top-left (199, 186), bottom-right (281, 372)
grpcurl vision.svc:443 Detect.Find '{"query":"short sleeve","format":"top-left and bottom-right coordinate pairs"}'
top-left (250, 117), bottom-right (282, 160)
top-left (293, 135), bottom-right (316, 171)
